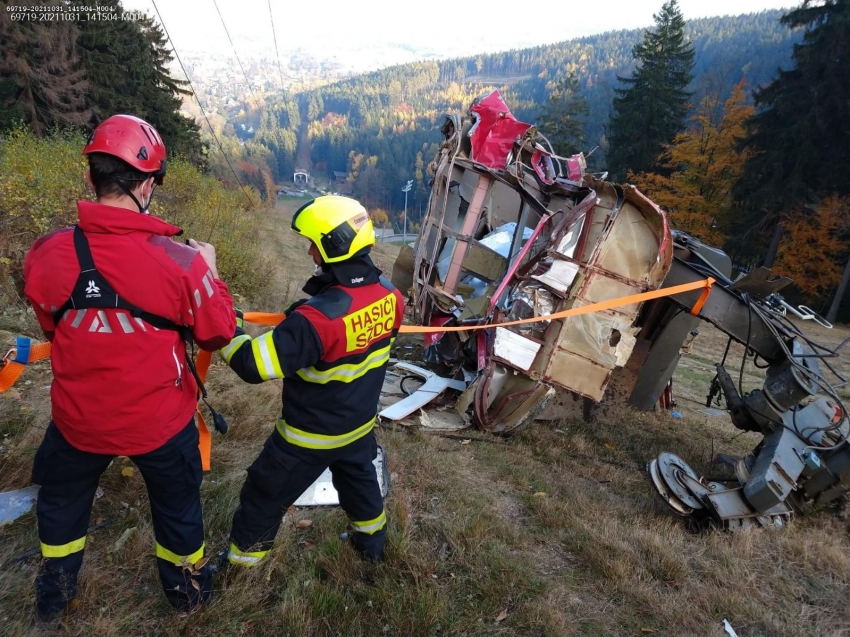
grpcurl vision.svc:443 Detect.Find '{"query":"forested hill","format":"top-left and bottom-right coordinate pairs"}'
top-left (253, 9), bottom-right (798, 214)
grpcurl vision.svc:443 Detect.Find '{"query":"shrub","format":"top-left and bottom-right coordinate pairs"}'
top-left (0, 127), bottom-right (268, 313)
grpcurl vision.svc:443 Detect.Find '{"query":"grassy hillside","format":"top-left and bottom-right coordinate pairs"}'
top-left (1, 201), bottom-right (849, 635)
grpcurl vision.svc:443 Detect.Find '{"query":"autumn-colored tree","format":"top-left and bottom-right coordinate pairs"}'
top-left (629, 79), bottom-right (753, 245)
top-left (774, 195), bottom-right (849, 302)
top-left (369, 208), bottom-right (390, 228)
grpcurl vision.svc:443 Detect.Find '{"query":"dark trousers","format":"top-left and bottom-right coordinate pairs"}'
top-left (32, 420), bottom-right (210, 615)
top-left (228, 431), bottom-right (386, 565)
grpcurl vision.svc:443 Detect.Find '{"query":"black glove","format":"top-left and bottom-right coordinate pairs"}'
top-left (284, 299), bottom-right (308, 315)
top-left (233, 307), bottom-right (244, 337)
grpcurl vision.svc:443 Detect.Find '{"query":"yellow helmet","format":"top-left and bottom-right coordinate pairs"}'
top-left (291, 195), bottom-right (376, 263)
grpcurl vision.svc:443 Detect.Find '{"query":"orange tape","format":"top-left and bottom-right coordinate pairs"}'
top-left (0, 341), bottom-right (52, 393)
top-left (194, 348), bottom-right (213, 470)
top-left (690, 278), bottom-right (716, 316)
top-left (398, 278), bottom-right (715, 333)
top-left (2, 279), bottom-right (715, 468)
top-left (0, 360), bottom-right (26, 394)
top-left (243, 311), bottom-right (285, 326)
top-left (239, 279), bottom-right (713, 334)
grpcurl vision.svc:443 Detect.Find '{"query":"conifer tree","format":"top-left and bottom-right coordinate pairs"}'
top-left (73, 1), bottom-right (203, 163)
top-left (730, 0), bottom-right (850, 265)
top-left (537, 73), bottom-right (589, 156)
top-left (0, 1), bottom-right (92, 135)
top-left (606, 0), bottom-right (695, 179)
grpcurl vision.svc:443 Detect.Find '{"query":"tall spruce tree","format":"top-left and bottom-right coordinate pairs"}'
top-left (0, 1), bottom-right (92, 135)
top-left (74, 0), bottom-right (203, 163)
top-left (730, 0), bottom-right (850, 265)
top-left (537, 73), bottom-right (589, 156)
top-left (606, 0), bottom-right (695, 180)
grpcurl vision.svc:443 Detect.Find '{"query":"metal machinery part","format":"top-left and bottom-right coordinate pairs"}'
top-left (647, 452), bottom-right (793, 531)
top-left (645, 242), bottom-right (850, 529)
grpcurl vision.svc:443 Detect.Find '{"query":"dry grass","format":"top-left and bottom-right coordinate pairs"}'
top-left (1, 201), bottom-right (850, 635)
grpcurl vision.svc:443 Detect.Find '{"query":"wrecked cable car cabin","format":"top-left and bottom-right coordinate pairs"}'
top-left (391, 91), bottom-right (673, 434)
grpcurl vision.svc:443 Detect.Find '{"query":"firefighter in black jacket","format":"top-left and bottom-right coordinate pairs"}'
top-left (220, 196), bottom-right (403, 564)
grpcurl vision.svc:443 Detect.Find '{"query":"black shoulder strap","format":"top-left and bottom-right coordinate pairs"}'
top-left (73, 223), bottom-right (97, 272)
top-left (53, 226), bottom-right (183, 335)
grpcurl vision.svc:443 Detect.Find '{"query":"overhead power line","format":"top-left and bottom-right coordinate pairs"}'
top-left (267, 0), bottom-right (285, 91)
top-left (211, 0), bottom-right (259, 106)
top-left (149, 0), bottom-right (255, 208)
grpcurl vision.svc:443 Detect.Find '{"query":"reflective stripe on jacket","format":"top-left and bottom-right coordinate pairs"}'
top-left (224, 277), bottom-right (404, 446)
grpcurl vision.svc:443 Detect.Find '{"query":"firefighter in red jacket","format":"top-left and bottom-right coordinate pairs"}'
top-left (220, 196), bottom-right (403, 566)
top-left (23, 115), bottom-right (236, 620)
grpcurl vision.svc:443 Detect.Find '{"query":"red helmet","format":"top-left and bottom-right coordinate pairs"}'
top-left (83, 114), bottom-right (167, 184)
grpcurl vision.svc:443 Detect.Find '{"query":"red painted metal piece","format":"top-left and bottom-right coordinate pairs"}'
top-left (468, 91), bottom-right (532, 170)
top-left (487, 213), bottom-right (553, 313)
top-left (423, 314), bottom-right (453, 349)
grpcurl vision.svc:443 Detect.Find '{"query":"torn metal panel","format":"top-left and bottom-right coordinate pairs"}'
top-left (468, 90), bottom-right (532, 169)
top-left (542, 347), bottom-right (612, 401)
top-left (462, 243), bottom-right (507, 283)
top-left (473, 362), bottom-right (556, 434)
top-left (492, 328), bottom-right (541, 372)
top-left (531, 260), bottom-right (580, 295)
top-left (294, 446), bottom-right (389, 507)
top-left (391, 244), bottom-right (415, 295)
top-left (378, 363), bottom-right (470, 431)
top-left (378, 362), bottom-right (466, 421)
top-left (506, 283), bottom-right (555, 339)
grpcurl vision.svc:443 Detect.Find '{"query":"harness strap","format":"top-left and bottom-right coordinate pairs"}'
top-left (51, 226), bottom-right (220, 466)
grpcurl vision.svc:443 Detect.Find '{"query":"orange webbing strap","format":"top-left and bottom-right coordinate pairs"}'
top-left (194, 348), bottom-right (214, 470)
top-left (243, 311), bottom-right (286, 326)
top-left (0, 341), bottom-right (52, 393)
top-left (191, 311), bottom-right (287, 470)
top-left (222, 280), bottom-right (715, 337)
top-left (398, 278), bottom-right (715, 333)
top-left (690, 278), bottom-right (716, 316)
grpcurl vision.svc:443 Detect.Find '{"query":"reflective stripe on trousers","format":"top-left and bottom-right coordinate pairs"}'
top-left (227, 542), bottom-right (269, 567)
top-left (351, 509), bottom-right (386, 535)
top-left (275, 416), bottom-right (375, 450)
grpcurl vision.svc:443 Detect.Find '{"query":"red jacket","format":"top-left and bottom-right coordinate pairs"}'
top-left (24, 201), bottom-right (236, 455)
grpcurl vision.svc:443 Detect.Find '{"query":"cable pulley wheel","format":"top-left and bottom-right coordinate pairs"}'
top-left (647, 458), bottom-right (693, 516)
top-left (654, 452), bottom-right (706, 511)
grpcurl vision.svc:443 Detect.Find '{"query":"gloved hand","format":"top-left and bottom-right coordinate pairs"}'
top-left (233, 307), bottom-right (244, 337)
top-left (284, 299), bottom-right (308, 315)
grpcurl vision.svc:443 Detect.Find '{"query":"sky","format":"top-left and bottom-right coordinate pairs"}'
top-left (123, 0), bottom-right (793, 67)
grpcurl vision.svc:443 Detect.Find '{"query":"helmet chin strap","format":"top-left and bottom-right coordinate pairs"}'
top-left (115, 180), bottom-right (155, 214)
